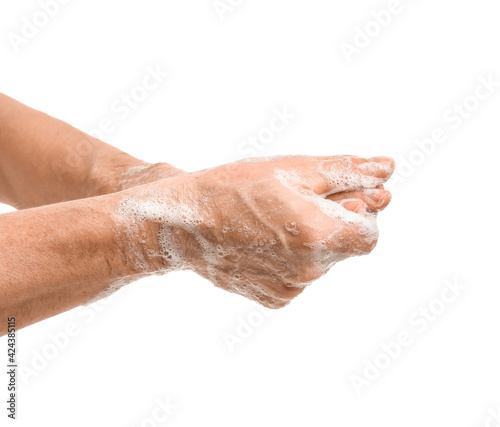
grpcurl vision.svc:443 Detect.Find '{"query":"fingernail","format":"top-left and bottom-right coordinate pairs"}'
top-left (340, 199), bottom-right (363, 213)
top-left (365, 189), bottom-right (386, 203)
top-left (368, 156), bottom-right (394, 165)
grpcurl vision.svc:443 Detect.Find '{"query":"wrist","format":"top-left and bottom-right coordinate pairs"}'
top-left (112, 177), bottom-right (197, 276)
top-left (88, 147), bottom-right (148, 197)
top-left (89, 154), bottom-right (185, 197)
top-left (113, 162), bottom-right (186, 192)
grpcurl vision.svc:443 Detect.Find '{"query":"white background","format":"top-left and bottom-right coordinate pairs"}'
top-left (1, 0), bottom-right (500, 426)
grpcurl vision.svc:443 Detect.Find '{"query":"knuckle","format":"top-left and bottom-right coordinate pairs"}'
top-left (297, 264), bottom-right (323, 283)
top-left (256, 292), bottom-right (292, 309)
top-left (272, 284), bottom-right (303, 300)
top-left (299, 223), bottom-right (326, 244)
top-left (360, 237), bottom-right (378, 254)
top-left (257, 278), bottom-right (303, 301)
top-left (270, 298), bottom-right (292, 309)
top-left (348, 233), bottom-right (378, 255)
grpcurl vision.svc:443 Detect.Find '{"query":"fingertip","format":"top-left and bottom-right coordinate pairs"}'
top-left (368, 156), bottom-right (395, 166)
top-left (358, 156), bottom-right (395, 179)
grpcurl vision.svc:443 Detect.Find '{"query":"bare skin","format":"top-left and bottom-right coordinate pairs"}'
top-left (0, 94), bottom-right (394, 335)
top-left (0, 93), bottom-right (183, 209)
top-left (116, 156), bottom-right (395, 308)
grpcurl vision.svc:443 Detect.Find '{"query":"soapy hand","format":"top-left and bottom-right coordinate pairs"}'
top-left (117, 155), bottom-right (395, 308)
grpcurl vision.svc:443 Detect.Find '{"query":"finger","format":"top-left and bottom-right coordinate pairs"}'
top-left (335, 201), bottom-right (379, 255)
top-left (338, 199), bottom-right (366, 214)
top-left (248, 281), bottom-right (298, 309)
top-left (315, 198), bottom-right (379, 254)
top-left (308, 155), bottom-right (395, 196)
top-left (327, 189), bottom-right (392, 212)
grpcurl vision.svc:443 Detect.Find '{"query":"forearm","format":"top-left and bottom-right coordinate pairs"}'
top-left (0, 155), bottom-right (395, 334)
top-left (0, 92), bottom-right (147, 209)
top-left (0, 191), bottom-right (160, 335)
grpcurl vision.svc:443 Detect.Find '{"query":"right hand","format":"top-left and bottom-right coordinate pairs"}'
top-left (118, 155), bottom-right (395, 308)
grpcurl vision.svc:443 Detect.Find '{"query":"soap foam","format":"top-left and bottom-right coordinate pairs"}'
top-left (274, 167), bottom-right (380, 273)
top-left (113, 164), bottom-right (152, 191)
top-left (105, 156), bottom-right (385, 309)
top-left (116, 188), bottom-right (203, 272)
top-left (317, 157), bottom-right (387, 196)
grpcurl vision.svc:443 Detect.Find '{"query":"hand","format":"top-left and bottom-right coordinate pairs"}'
top-left (117, 155), bottom-right (395, 308)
